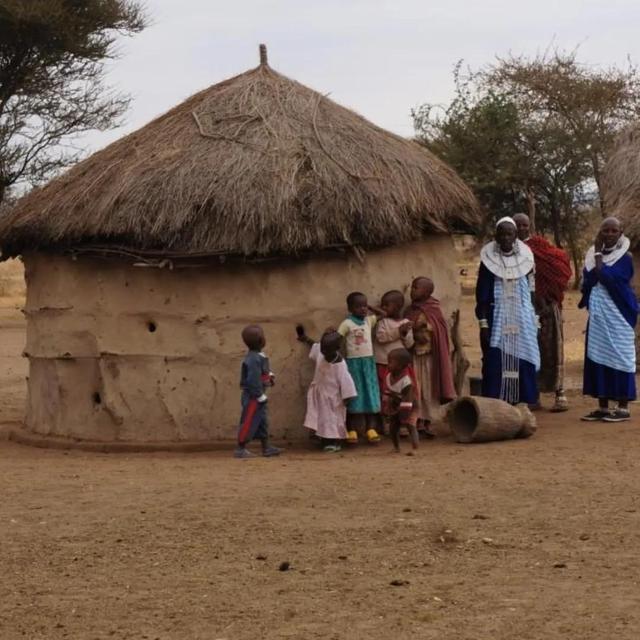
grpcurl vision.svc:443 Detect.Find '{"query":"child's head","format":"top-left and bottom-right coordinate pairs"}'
top-left (381, 290), bottom-right (405, 319)
top-left (320, 330), bottom-right (342, 362)
top-left (410, 277), bottom-right (434, 303)
top-left (388, 348), bottom-right (412, 374)
top-left (241, 324), bottom-right (265, 351)
top-left (346, 291), bottom-right (368, 319)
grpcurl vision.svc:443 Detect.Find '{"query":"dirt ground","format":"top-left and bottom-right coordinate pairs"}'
top-left (1, 257), bottom-right (640, 639)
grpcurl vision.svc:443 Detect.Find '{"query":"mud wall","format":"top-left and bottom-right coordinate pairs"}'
top-left (22, 236), bottom-right (461, 444)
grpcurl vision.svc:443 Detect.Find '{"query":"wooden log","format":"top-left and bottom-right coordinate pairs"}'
top-left (447, 396), bottom-right (537, 443)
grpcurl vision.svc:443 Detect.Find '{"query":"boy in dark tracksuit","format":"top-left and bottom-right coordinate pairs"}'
top-left (235, 325), bottom-right (283, 459)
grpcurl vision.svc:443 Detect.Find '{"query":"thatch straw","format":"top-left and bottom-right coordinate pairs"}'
top-left (603, 125), bottom-right (640, 247)
top-left (0, 46), bottom-right (480, 258)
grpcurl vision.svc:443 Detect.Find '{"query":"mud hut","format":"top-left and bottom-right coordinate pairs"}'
top-left (603, 125), bottom-right (640, 277)
top-left (601, 125), bottom-right (640, 369)
top-left (0, 46), bottom-right (480, 450)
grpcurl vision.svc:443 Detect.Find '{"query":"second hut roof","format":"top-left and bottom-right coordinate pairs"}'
top-left (603, 125), bottom-right (640, 247)
top-left (0, 45), bottom-right (480, 258)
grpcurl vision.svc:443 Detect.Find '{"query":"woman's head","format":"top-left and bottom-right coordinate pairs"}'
top-left (495, 217), bottom-right (517, 253)
top-left (346, 291), bottom-right (368, 318)
top-left (600, 217), bottom-right (623, 249)
top-left (320, 330), bottom-right (342, 362)
top-left (387, 348), bottom-right (412, 374)
top-left (512, 213), bottom-right (531, 241)
top-left (381, 290), bottom-right (405, 319)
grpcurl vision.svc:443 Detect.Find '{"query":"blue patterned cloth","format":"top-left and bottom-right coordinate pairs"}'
top-left (345, 356), bottom-right (381, 414)
top-left (490, 276), bottom-right (541, 370)
top-left (475, 263), bottom-right (540, 404)
top-left (586, 284), bottom-right (636, 373)
top-left (579, 252), bottom-right (638, 399)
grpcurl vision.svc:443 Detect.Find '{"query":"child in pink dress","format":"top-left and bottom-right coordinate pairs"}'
top-left (297, 327), bottom-right (357, 452)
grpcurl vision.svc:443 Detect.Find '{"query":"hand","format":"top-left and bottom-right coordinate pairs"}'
top-left (399, 322), bottom-right (412, 337)
top-left (269, 372), bottom-right (276, 387)
top-left (594, 232), bottom-right (604, 253)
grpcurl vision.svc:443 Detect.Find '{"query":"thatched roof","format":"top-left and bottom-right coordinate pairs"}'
top-left (0, 45), bottom-right (480, 259)
top-left (603, 125), bottom-right (640, 247)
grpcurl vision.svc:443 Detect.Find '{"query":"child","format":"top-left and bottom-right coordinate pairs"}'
top-left (374, 289), bottom-right (414, 400)
top-left (338, 292), bottom-right (381, 444)
top-left (404, 277), bottom-right (456, 438)
top-left (297, 326), bottom-right (357, 452)
top-left (383, 348), bottom-right (419, 453)
top-left (235, 325), bottom-right (283, 459)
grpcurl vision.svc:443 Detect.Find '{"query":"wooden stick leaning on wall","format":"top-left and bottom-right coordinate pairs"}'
top-left (450, 309), bottom-right (470, 396)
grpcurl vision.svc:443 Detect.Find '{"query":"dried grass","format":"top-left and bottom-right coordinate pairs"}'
top-left (603, 125), bottom-right (640, 246)
top-left (0, 52), bottom-right (480, 258)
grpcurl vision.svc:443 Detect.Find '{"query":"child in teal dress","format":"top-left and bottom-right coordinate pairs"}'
top-left (338, 292), bottom-right (381, 444)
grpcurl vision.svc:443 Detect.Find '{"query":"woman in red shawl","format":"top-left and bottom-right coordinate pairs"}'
top-left (513, 213), bottom-right (572, 412)
top-left (404, 277), bottom-right (456, 437)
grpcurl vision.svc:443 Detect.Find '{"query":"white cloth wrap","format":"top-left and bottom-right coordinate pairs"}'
top-left (480, 239), bottom-right (535, 281)
top-left (584, 235), bottom-right (630, 271)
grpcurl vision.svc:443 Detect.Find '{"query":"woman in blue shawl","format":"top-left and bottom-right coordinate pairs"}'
top-left (476, 217), bottom-right (540, 404)
top-left (580, 217), bottom-right (638, 422)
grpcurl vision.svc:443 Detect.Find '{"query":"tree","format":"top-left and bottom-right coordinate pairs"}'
top-left (0, 0), bottom-right (146, 203)
top-left (413, 49), bottom-right (640, 283)
top-left (488, 49), bottom-right (640, 214)
top-left (413, 64), bottom-right (533, 223)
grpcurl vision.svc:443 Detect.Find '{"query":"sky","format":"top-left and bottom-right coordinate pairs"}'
top-left (82, 0), bottom-right (640, 152)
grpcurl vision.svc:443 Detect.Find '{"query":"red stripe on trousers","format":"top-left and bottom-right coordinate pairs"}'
top-left (238, 398), bottom-right (259, 444)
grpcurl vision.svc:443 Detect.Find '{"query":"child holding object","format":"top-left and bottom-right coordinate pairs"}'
top-left (338, 292), bottom-right (382, 444)
top-left (297, 326), bottom-right (357, 452)
top-left (404, 277), bottom-right (456, 438)
top-left (374, 290), bottom-right (414, 422)
top-left (383, 348), bottom-right (420, 453)
top-left (235, 325), bottom-right (283, 459)
top-left (374, 290), bottom-right (414, 434)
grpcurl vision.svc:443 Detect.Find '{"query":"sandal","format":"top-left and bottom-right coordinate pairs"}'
top-left (323, 444), bottom-right (342, 453)
top-left (366, 428), bottom-right (381, 443)
top-left (346, 430), bottom-right (358, 444)
top-left (418, 426), bottom-right (436, 439)
top-left (550, 394), bottom-right (569, 413)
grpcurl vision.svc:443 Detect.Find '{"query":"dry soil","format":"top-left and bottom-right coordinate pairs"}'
top-left (1, 259), bottom-right (639, 639)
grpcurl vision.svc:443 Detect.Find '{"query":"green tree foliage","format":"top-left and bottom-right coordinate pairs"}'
top-left (489, 50), bottom-right (640, 212)
top-left (0, 0), bottom-right (146, 202)
top-left (413, 49), bottom-right (640, 280)
top-left (413, 64), bottom-right (534, 223)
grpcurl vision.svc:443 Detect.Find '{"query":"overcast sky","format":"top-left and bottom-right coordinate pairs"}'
top-left (82, 0), bottom-right (640, 152)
